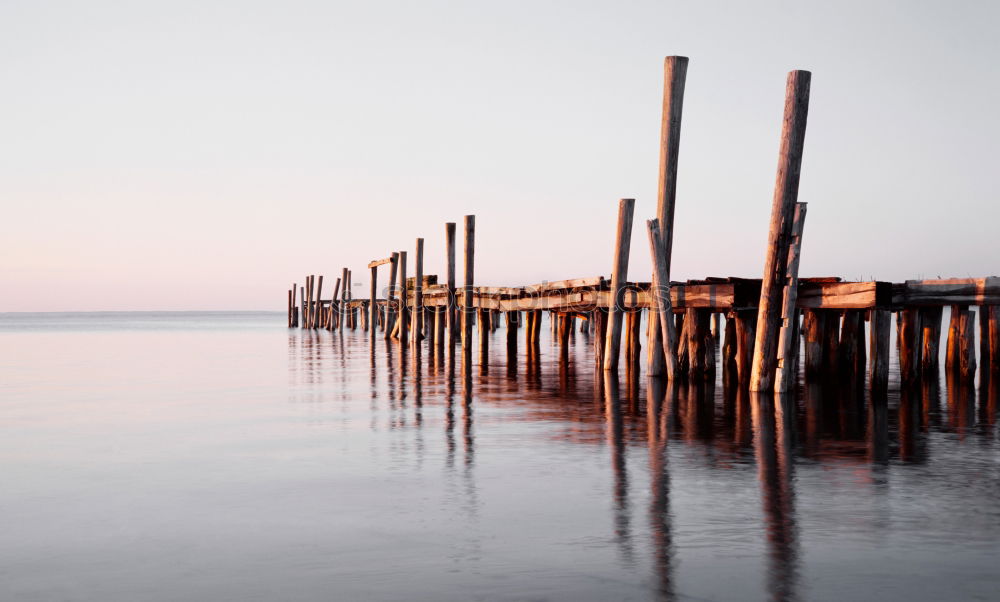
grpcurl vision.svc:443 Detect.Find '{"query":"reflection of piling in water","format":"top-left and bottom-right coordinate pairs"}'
top-left (646, 376), bottom-right (675, 600)
top-left (752, 392), bottom-right (799, 602)
top-left (603, 372), bottom-right (634, 566)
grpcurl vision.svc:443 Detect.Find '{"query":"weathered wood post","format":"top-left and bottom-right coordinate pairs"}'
top-left (463, 216), bottom-right (475, 358)
top-left (604, 198), bottom-right (635, 372)
top-left (919, 307), bottom-right (943, 373)
top-left (750, 70), bottom-right (811, 392)
top-left (299, 285), bottom-right (305, 328)
top-left (330, 277), bottom-right (341, 330)
top-left (734, 309), bottom-right (756, 387)
top-left (369, 266), bottom-right (377, 342)
top-left (412, 238), bottom-right (424, 352)
top-left (445, 222), bottom-right (457, 342)
top-left (946, 305), bottom-right (964, 375)
top-left (304, 276), bottom-right (312, 328)
top-left (869, 309), bottom-right (891, 393)
top-left (959, 308), bottom-right (977, 382)
top-left (340, 268), bottom-right (348, 331)
top-left (385, 253), bottom-right (398, 340)
top-left (775, 202), bottom-right (807, 393)
top-left (648, 55), bottom-right (689, 378)
top-left (645, 218), bottom-right (678, 380)
top-left (899, 308), bottom-right (921, 385)
top-left (398, 251), bottom-right (409, 346)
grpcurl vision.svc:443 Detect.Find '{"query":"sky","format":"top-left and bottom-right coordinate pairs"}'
top-left (2, 0), bottom-right (998, 311)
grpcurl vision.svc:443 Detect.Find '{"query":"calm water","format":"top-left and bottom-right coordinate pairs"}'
top-left (1, 311), bottom-right (998, 601)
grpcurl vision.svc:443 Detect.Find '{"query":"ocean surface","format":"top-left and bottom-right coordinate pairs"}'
top-left (1, 311), bottom-right (998, 601)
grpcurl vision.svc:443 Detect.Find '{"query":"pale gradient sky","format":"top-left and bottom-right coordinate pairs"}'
top-left (2, 0), bottom-right (998, 311)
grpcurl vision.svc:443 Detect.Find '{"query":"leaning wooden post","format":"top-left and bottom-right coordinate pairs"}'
top-left (603, 198), bottom-right (635, 372)
top-left (330, 277), bottom-right (342, 331)
top-left (462, 216), bottom-right (475, 357)
top-left (750, 70), bottom-right (812, 392)
top-left (398, 251), bottom-right (409, 346)
top-left (369, 266), bottom-right (378, 342)
top-left (412, 238), bottom-right (424, 352)
top-left (340, 268), bottom-right (348, 331)
top-left (775, 202), bottom-right (807, 393)
top-left (645, 218), bottom-right (678, 380)
top-left (648, 55), bottom-right (689, 377)
top-left (385, 253), bottom-right (398, 340)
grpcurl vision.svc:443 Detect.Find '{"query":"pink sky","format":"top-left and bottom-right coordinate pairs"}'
top-left (2, 0), bottom-right (998, 311)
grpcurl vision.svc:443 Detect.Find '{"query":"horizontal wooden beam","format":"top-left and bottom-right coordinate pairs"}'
top-left (367, 257), bottom-right (393, 269)
top-left (894, 277), bottom-right (1000, 306)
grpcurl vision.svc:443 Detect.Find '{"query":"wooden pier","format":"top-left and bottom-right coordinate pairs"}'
top-left (286, 57), bottom-right (998, 395)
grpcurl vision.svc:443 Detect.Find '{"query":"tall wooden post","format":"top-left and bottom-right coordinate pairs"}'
top-left (604, 198), bottom-right (635, 372)
top-left (648, 55), bottom-right (689, 377)
top-left (775, 202), bottom-right (807, 393)
top-left (385, 253), bottom-right (398, 340)
top-left (299, 286), bottom-right (305, 328)
top-left (398, 251), bottom-right (408, 346)
top-left (369, 266), bottom-right (377, 342)
top-left (446, 222), bottom-right (457, 342)
top-left (340, 268), bottom-right (348, 331)
top-left (412, 238), bottom-right (424, 352)
top-left (463, 216), bottom-right (475, 357)
top-left (750, 70), bottom-right (811, 392)
top-left (645, 218), bottom-right (678, 380)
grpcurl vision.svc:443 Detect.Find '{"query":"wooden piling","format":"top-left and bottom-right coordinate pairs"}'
top-left (959, 308), bottom-right (977, 382)
top-left (412, 238), bottom-right (424, 352)
top-left (594, 309), bottom-right (608, 367)
top-left (802, 310), bottom-right (824, 377)
top-left (734, 309), bottom-right (757, 387)
top-left (304, 276), bottom-right (312, 329)
top-left (369, 266), bottom-right (377, 341)
top-left (750, 69), bottom-right (811, 392)
top-left (988, 306), bottom-right (1000, 376)
top-left (946, 305), bottom-right (964, 375)
top-left (385, 253), bottom-right (398, 340)
top-left (445, 222), bottom-right (457, 342)
top-left (299, 286), bottom-right (305, 328)
top-left (899, 308), bottom-right (921, 385)
top-left (648, 55), bottom-right (689, 377)
top-left (331, 277), bottom-right (342, 331)
top-left (398, 251), bottom-right (409, 346)
top-left (687, 308), bottom-right (710, 379)
top-left (340, 268), bottom-right (348, 331)
top-left (722, 315), bottom-right (737, 385)
top-left (603, 198), bottom-right (635, 372)
top-left (775, 202), bottom-right (807, 392)
top-left (645, 218), bottom-right (678, 380)
top-left (869, 309), bottom-right (891, 393)
top-left (919, 306), bottom-right (943, 373)
top-left (315, 276), bottom-right (323, 329)
top-left (463, 216), bottom-right (475, 357)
